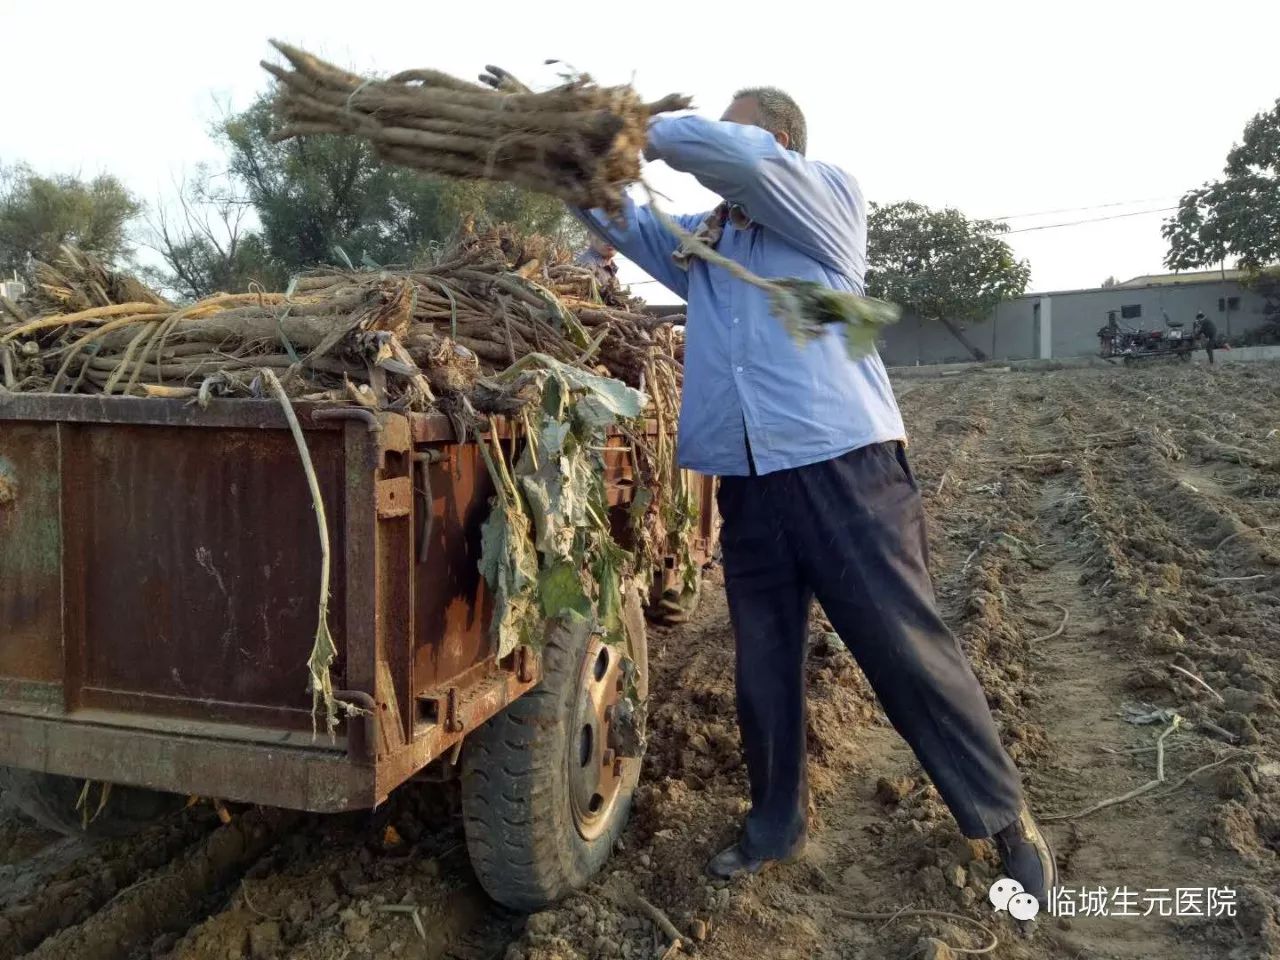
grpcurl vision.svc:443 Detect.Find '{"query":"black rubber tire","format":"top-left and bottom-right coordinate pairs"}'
top-left (0, 767), bottom-right (186, 839)
top-left (461, 590), bottom-right (648, 910)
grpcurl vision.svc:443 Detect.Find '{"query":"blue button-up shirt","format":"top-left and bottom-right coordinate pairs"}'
top-left (582, 115), bottom-right (905, 476)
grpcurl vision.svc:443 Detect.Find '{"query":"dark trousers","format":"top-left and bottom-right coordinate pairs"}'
top-left (718, 441), bottom-right (1025, 860)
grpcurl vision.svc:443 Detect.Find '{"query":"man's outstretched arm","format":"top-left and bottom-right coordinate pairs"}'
top-left (576, 198), bottom-right (708, 302)
top-left (645, 115), bottom-right (863, 277)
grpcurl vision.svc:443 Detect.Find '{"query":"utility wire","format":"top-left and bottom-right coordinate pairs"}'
top-left (985, 196), bottom-right (1178, 221)
top-left (622, 204), bottom-right (1181, 286)
top-left (1002, 206), bottom-right (1178, 234)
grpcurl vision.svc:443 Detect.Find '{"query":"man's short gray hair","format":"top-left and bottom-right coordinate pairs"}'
top-left (733, 86), bottom-right (808, 156)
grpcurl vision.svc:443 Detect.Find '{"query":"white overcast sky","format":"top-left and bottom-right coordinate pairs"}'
top-left (2, 0), bottom-right (1277, 304)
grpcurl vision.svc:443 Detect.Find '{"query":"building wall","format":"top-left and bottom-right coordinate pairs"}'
top-left (878, 279), bottom-right (1271, 366)
top-left (992, 298), bottom-right (1038, 361)
top-left (878, 312), bottom-right (981, 366)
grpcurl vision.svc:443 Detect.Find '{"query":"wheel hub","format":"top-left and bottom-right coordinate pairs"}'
top-left (568, 637), bottom-right (632, 841)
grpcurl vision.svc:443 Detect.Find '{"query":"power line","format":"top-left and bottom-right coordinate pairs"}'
top-left (1002, 206), bottom-right (1177, 234)
top-left (622, 203), bottom-right (1180, 278)
top-left (985, 196), bottom-right (1178, 221)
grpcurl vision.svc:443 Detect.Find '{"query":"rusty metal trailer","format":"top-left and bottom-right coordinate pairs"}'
top-left (0, 392), bottom-right (715, 908)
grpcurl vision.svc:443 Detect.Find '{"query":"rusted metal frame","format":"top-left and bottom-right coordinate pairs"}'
top-left (0, 680), bottom-right (62, 712)
top-left (339, 417), bottom-right (383, 761)
top-left (416, 646), bottom-right (537, 719)
top-left (375, 661), bottom-right (539, 801)
top-left (314, 407), bottom-right (382, 432)
top-left (57, 420), bottom-right (85, 712)
top-left (0, 394), bottom-right (367, 432)
top-left (332, 689), bottom-right (377, 762)
top-left (0, 709), bottom-right (371, 813)
top-left (0, 700), bottom-right (341, 749)
top-left (2, 397), bottom-right (667, 441)
top-left (411, 450), bottom-right (444, 564)
top-left (514, 644), bottom-right (536, 684)
top-left (416, 657), bottom-right (478, 731)
top-left (375, 419), bottom-right (416, 749)
top-left (376, 477), bottom-right (412, 518)
top-left (77, 686), bottom-right (313, 730)
top-left (444, 687), bottom-right (461, 733)
top-left (337, 412), bottom-right (419, 772)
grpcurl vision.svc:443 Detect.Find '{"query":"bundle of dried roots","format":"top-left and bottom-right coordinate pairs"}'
top-left (262, 41), bottom-right (692, 218)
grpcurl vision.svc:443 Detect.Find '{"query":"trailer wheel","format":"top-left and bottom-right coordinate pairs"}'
top-left (461, 587), bottom-right (648, 910)
top-left (0, 767), bottom-right (185, 839)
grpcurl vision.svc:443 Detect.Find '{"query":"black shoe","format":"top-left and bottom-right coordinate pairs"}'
top-left (706, 843), bottom-right (797, 880)
top-left (994, 807), bottom-right (1058, 904)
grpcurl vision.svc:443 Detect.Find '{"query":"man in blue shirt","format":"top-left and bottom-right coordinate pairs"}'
top-left (574, 234), bottom-right (619, 288)
top-left (580, 88), bottom-right (1056, 903)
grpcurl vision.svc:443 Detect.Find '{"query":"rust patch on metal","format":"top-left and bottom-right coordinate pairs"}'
top-left (0, 462), bottom-right (16, 508)
top-left (412, 440), bottom-right (495, 696)
top-left (0, 429), bottom-right (61, 685)
top-left (376, 476), bottom-right (412, 518)
top-left (62, 423), bottom-right (349, 724)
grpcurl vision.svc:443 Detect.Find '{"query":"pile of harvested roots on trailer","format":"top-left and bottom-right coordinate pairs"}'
top-left (0, 234), bottom-right (696, 731)
top-left (0, 233), bottom-right (679, 410)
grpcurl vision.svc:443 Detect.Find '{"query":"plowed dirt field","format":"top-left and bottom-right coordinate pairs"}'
top-left (5, 361), bottom-right (1279, 960)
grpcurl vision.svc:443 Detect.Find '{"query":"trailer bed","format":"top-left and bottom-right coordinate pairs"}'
top-left (0, 393), bottom-right (713, 811)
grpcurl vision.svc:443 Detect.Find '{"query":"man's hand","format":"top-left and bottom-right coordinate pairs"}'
top-left (477, 65), bottom-right (531, 94)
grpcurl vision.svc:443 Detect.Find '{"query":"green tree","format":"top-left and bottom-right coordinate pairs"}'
top-left (1163, 97), bottom-right (1280, 272)
top-left (142, 167), bottom-right (283, 300)
top-left (0, 164), bottom-right (141, 273)
top-left (219, 94), bottom-right (578, 274)
top-left (866, 201), bottom-right (1030, 360)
